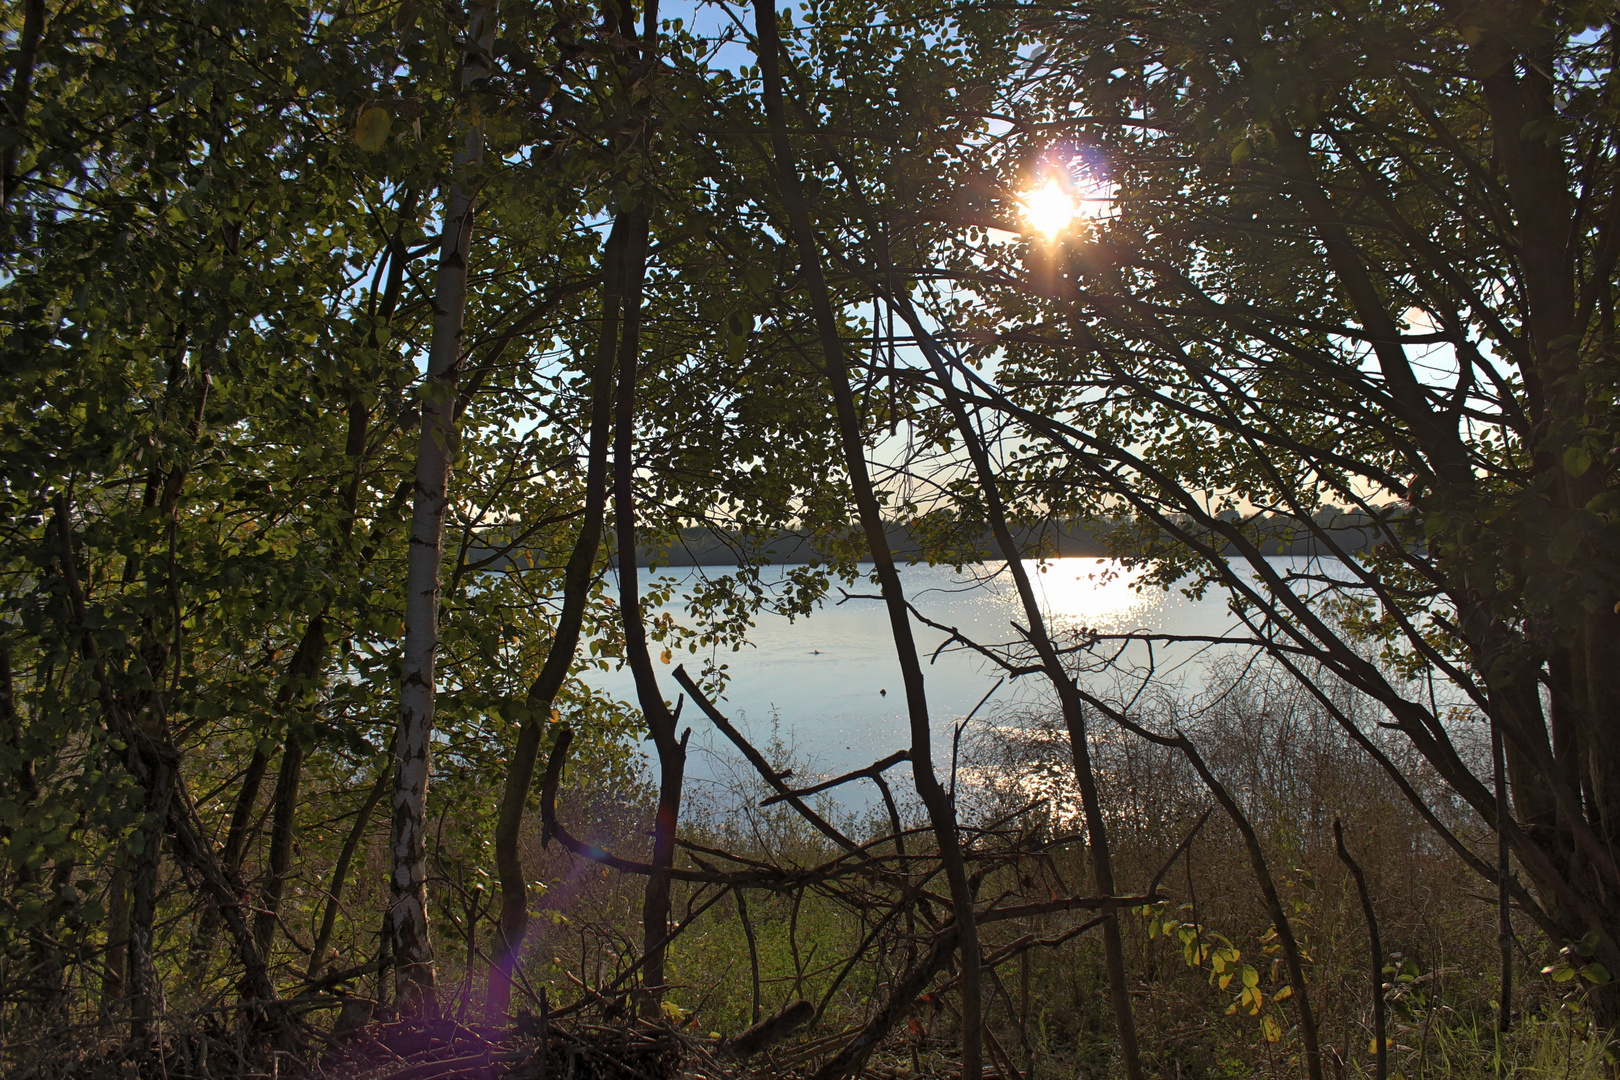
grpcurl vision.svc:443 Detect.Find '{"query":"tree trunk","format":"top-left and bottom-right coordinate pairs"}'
top-left (749, 5), bottom-right (982, 1075)
top-left (221, 746), bottom-right (270, 874)
top-left (308, 765), bottom-right (389, 982)
top-left (1185, 742), bottom-right (1323, 1080)
top-left (1466, 14), bottom-right (1620, 1013)
top-left (253, 738), bottom-right (305, 959)
top-left (892, 292), bottom-right (1144, 1079)
top-left (124, 358), bottom-right (203, 1049)
top-left (1111, 709), bottom-right (1324, 1080)
top-left (253, 389), bottom-right (374, 960)
top-left (53, 493), bottom-right (286, 1036)
top-left (102, 859), bottom-right (129, 1020)
top-left (1, 0), bottom-right (45, 208)
top-left (487, 219), bottom-right (628, 1016)
top-left (390, 0), bottom-right (498, 1013)
top-left (128, 738), bottom-right (178, 1050)
top-left (601, 209), bottom-right (687, 1018)
top-left (0, 644), bottom-right (67, 1018)
top-left (1334, 820), bottom-right (1385, 1080)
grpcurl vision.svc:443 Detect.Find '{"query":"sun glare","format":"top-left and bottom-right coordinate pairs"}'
top-left (1018, 178), bottom-right (1075, 239)
top-left (1025, 559), bottom-right (1151, 630)
top-left (1016, 164), bottom-right (1114, 241)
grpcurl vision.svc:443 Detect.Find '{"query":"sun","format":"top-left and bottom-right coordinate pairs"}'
top-left (1016, 167), bottom-right (1114, 241)
top-left (1018, 177), bottom-right (1077, 240)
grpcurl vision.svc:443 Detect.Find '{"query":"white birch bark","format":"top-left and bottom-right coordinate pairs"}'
top-left (390, 0), bottom-right (499, 1013)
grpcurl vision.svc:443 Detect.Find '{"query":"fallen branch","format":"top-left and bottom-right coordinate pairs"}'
top-left (761, 749), bottom-right (910, 806)
top-left (673, 665), bottom-right (862, 853)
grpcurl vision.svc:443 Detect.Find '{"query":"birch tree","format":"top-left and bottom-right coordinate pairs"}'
top-left (390, 0), bottom-right (500, 1009)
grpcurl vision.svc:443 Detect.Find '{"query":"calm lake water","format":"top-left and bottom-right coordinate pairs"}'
top-left (588, 558), bottom-right (1288, 803)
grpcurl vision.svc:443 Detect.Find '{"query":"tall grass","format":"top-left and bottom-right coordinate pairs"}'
top-left (7, 661), bottom-right (1609, 1080)
top-left (481, 657), bottom-right (1609, 1079)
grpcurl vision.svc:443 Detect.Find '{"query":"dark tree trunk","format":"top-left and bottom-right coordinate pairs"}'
top-left (308, 765), bottom-right (389, 982)
top-left (253, 738), bottom-right (305, 959)
top-left (221, 747), bottom-right (270, 875)
top-left (749, 4), bottom-right (983, 1074)
top-left (601, 208), bottom-right (688, 1016)
top-left (102, 860), bottom-right (129, 1020)
top-left (1, 0), bottom-right (45, 207)
top-left (128, 738), bottom-right (178, 1050)
top-left (892, 292), bottom-right (1144, 1079)
top-left (488, 220), bottom-right (627, 1016)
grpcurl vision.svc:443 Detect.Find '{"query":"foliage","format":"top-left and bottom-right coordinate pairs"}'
top-left (1, 0), bottom-right (1618, 1076)
top-left (868, 0), bottom-right (1620, 1023)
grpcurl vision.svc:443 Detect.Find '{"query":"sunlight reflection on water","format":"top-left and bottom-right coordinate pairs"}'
top-left (1024, 558), bottom-right (1155, 631)
top-left (587, 557), bottom-right (1254, 808)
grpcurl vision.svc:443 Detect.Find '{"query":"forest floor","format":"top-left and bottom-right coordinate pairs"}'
top-left (301, 1014), bottom-right (965, 1080)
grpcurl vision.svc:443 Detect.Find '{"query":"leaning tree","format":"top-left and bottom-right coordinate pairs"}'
top-left (876, 0), bottom-right (1620, 1022)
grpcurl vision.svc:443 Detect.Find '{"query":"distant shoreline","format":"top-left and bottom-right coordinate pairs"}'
top-left (473, 513), bottom-right (1392, 571)
top-left (634, 512), bottom-right (1390, 568)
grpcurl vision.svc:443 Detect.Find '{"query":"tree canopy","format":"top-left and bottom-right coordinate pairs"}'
top-left (1, 0), bottom-right (1617, 1076)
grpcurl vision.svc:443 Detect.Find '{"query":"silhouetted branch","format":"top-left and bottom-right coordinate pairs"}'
top-left (1335, 818), bottom-right (1386, 1080)
top-left (673, 664), bottom-right (862, 853)
top-left (761, 750), bottom-right (910, 806)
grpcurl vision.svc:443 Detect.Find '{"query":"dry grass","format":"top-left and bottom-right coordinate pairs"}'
top-left (4, 661), bottom-right (1612, 1080)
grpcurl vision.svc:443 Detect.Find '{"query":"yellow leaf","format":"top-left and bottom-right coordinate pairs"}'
top-left (661, 648), bottom-right (673, 664)
top-left (355, 106), bottom-right (392, 152)
top-left (1219, 973), bottom-right (1234, 990)
top-left (1274, 985), bottom-right (1293, 1001)
top-left (1369, 1037), bottom-right (1386, 1054)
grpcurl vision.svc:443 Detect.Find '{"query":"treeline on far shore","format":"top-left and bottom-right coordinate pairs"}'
top-left (476, 508), bottom-right (1407, 570)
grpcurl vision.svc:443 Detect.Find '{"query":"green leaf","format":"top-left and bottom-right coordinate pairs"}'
top-left (355, 107), bottom-right (392, 152)
top-left (1564, 445), bottom-right (1592, 477)
top-left (1549, 522), bottom-right (1582, 567)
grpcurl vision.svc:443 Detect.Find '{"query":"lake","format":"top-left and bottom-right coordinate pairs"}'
top-left (587, 557), bottom-right (1276, 804)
